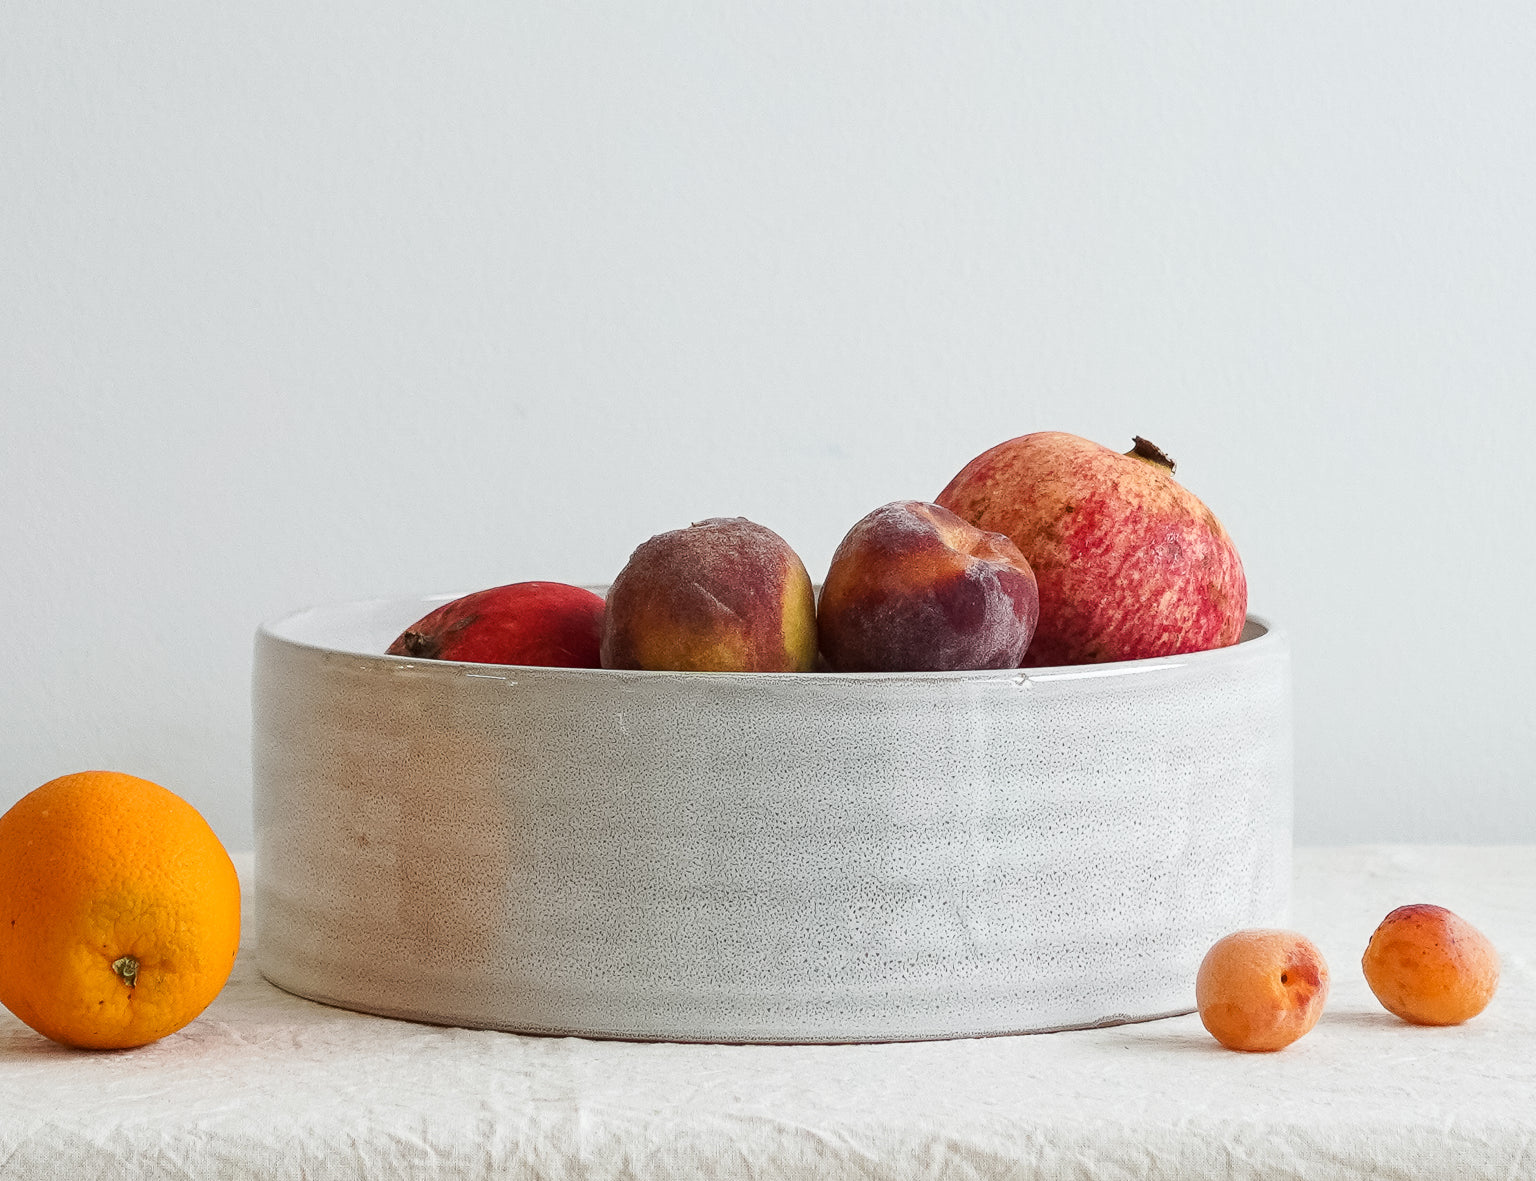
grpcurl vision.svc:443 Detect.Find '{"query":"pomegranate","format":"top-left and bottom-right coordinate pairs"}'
top-left (936, 432), bottom-right (1246, 666)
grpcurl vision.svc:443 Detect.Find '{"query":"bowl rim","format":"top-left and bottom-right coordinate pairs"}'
top-left (257, 593), bottom-right (1284, 686)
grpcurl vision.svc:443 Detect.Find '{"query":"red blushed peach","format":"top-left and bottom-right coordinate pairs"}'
top-left (386, 581), bottom-right (605, 667)
top-left (601, 517), bottom-right (817, 672)
top-left (1196, 929), bottom-right (1329, 1052)
top-left (1362, 904), bottom-right (1499, 1026)
top-left (817, 500), bottom-right (1039, 672)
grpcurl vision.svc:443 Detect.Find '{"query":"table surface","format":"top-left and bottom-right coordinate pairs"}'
top-left (1, 845), bottom-right (1532, 1180)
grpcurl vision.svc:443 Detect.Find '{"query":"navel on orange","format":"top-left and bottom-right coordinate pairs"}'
top-left (0, 771), bottom-right (241, 1049)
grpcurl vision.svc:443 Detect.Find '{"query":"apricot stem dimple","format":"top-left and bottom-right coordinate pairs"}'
top-left (112, 956), bottom-right (139, 989)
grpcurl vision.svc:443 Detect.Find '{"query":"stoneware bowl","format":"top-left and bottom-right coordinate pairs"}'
top-left (253, 594), bottom-right (1291, 1043)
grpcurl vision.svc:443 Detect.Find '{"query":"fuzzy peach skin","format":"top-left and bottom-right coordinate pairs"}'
top-left (1362, 904), bottom-right (1499, 1025)
top-left (601, 517), bottom-right (817, 672)
top-left (1196, 929), bottom-right (1330, 1052)
top-left (386, 582), bottom-right (605, 667)
top-left (817, 500), bottom-right (1039, 672)
top-left (937, 432), bottom-right (1246, 666)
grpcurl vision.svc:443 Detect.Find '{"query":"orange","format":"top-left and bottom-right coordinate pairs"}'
top-left (0, 771), bottom-right (241, 1049)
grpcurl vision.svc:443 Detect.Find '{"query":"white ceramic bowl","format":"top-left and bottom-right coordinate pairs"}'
top-left (253, 595), bottom-right (1291, 1043)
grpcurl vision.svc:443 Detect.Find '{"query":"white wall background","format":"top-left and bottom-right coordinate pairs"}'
top-left (3, 3), bottom-right (1533, 851)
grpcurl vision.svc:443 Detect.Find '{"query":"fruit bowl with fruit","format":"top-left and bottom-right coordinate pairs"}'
top-left (252, 432), bottom-right (1291, 1043)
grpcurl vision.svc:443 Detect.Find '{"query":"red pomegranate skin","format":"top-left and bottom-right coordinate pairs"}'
top-left (386, 581), bottom-right (605, 667)
top-left (936, 432), bottom-right (1246, 666)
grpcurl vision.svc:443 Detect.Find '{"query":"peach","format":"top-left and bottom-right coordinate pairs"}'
top-left (386, 581), bottom-right (605, 667)
top-left (600, 517), bottom-right (817, 672)
top-left (816, 500), bottom-right (1039, 672)
top-left (1196, 929), bottom-right (1330, 1052)
top-left (1361, 904), bottom-right (1499, 1025)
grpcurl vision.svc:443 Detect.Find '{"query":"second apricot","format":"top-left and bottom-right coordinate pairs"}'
top-left (1361, 904), bottom-right (1499, 1026)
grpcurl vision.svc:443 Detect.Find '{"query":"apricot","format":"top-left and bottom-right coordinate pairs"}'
top-left (600, 517), bottom-right (817, 672)
top-left (1196, 929), bottom-right (1329, 1052)
top-left (1361, 904), bottom-right (1499, 1025)
top-left (817, 500), bottom-right (1039, 672)
top-left (386, 581), bottom-right (604, 667)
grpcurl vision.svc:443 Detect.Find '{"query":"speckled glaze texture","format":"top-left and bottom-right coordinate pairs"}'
top-left (253, 595), bottom-right (1291, 1043)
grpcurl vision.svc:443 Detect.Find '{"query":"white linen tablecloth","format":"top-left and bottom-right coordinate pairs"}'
top-left (1, 846), bottom-right (1531, 1179)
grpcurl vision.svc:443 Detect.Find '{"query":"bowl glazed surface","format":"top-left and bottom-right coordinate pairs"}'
top-left (253, 595), bottom-right (1291, 1042)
